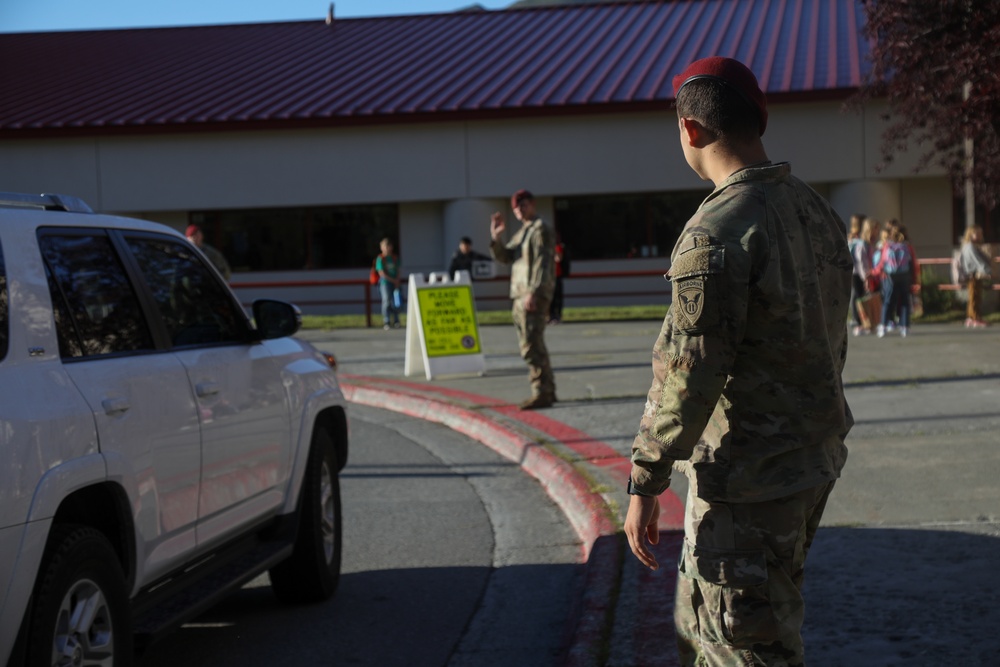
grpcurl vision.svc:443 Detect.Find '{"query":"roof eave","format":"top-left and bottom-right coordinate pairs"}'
top-left (0, 89), bottom-right (862, 141)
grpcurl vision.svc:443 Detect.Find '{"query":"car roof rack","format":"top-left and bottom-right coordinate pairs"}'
top-left (0, 192), bottom-right (93, 213)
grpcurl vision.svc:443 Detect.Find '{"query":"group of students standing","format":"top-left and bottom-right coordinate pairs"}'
top-left (848, 215), bottom-right (920, 338)
top-left (849, 215), bottom-right (994, 337)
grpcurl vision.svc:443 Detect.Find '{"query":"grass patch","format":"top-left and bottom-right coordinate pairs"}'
top-left (302, 304), bottom-right (669, 330)
top-left (300, 298), bottom-right (993, 331)
top-left (915, 309), bottom-right (966, 324)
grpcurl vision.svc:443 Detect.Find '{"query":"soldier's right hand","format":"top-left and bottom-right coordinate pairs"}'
top-left (624, 494), bottom-right (661, 571)
top-left (490, 212), bottom-right (505, 239)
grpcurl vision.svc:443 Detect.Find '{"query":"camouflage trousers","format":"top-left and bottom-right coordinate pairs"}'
top-left (511, 296), bottom-right (555, 398)
top-left (674, 481), bottom-right (835, 667)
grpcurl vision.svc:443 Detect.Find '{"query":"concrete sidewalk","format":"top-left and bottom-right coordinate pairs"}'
top-left (302, 320), bottom-right (1000, 666)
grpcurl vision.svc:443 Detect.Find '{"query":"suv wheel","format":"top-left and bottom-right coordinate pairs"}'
top-left (269, 428), bottom-right (342, 603)
top-left (26, 525), bottom-right (133, 666)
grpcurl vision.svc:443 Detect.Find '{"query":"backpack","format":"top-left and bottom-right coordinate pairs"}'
top-left (847, 238), bottom-right (863, 257)
top-left (369, 258), bottom-right (379, 285)
top-left (951, 250), bottom-right (967, 285)
top-left (882, 243), bottom-right (911, 275)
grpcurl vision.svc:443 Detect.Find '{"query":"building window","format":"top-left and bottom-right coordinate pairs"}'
top-left (553, 191), bottom-right (707, 260)
top-left (190, 204), bottom-right (399, 272)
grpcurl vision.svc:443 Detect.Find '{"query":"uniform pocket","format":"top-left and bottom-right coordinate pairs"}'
top-left (670, 243), bottom-right (724, 333)
top-left (679, 539), bottom-right (779, 648)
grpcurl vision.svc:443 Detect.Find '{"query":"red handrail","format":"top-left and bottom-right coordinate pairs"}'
top-left (231, 278), bottom-right (377, 327)
top-left (230, 259), bottom-right (997, 326)
top-left (230, 270), bottom-right (673, 326)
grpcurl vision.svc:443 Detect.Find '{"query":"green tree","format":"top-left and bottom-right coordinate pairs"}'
top-left (854, 1), bottom-right (1000, 209)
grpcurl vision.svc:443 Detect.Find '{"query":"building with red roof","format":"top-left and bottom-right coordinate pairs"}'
top-left (0, 0), bottom-right (956, 312)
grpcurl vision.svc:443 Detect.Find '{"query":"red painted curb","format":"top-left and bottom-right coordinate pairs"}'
top-left (341, 377), bottom-right (622, 667)
top-left (342, 381), bottom-right (616, 554)
top-left (341, 373), bottom-right (686, 529)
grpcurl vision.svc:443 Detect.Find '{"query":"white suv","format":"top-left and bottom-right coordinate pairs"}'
top-left (0, 193), bottom-right (349, 665)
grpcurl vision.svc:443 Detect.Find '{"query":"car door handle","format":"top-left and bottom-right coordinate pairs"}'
top-left (101, 397), bottom-right (130, 416)
top-left (196, 382), bottom-right (221, 398)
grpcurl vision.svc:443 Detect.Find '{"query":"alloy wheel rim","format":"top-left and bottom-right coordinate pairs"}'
top-left (52, 578), bottom-right (114, 667)
top-left (320, 462), bottom-right (335, 563)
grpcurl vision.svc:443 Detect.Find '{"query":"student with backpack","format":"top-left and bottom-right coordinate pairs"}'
top-left (959, 225), bottom-right (993, 328)
top-left (848, 215), bottom-right (881, 335)
top-left (873, 227), bottom-right (914, 338)
top-left (374, 237), bottom-right (401, 329)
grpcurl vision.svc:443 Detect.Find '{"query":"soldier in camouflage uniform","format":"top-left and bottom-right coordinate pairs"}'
top-left (489, 189), bottom-right (557, 409)
top-left (624, 57), bottom-right (853, 666)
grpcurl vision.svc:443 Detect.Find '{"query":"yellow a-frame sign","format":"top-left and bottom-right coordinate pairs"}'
top-left (404, 271), bottom-right (486, 380)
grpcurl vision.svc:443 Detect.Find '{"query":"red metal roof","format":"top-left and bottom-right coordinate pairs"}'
top-left (0, 0), bottom-right (870, 136)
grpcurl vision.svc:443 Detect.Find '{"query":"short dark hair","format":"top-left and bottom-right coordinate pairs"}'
top-left (460, 236), bottom-right (472, 245)
top-left (675, 78), bottom-right (761, 145)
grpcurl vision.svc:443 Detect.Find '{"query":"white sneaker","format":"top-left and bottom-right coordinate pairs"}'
top-left (876, 325), bottom-right (885, 338)
top-left (900, 327), bottom-right (908, 338)
top-left (885, 321), bottom-right (896, 332)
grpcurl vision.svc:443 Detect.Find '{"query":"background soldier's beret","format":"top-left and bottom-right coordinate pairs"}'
top-left (511, 189), bottom-right (534, 208)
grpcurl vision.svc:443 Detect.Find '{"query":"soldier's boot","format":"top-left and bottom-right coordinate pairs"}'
top-left (519, 393), bottom-right (556, 410)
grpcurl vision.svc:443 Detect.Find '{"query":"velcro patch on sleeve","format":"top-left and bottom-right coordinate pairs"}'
top-left (670, 244), bottom-right (725, 281)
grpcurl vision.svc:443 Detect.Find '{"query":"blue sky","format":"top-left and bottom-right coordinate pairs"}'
top-left (0, 1), bottom-right (513, 33)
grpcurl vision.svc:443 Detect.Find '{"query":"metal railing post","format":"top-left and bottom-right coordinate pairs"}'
top-left (365, 283), bottom-right (373, 328)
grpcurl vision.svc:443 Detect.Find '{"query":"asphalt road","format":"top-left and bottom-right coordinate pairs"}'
top-left (138, 406), bottom-right (583, 666)
top-left (306, 320), bottom-right (1000, 666)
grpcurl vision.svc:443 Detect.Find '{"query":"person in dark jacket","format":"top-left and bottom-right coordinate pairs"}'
top-left (448, 236), bottom-right (491, 279)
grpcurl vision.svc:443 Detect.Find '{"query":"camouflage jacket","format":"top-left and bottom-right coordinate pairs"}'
top-left (490, 217), bottom-right (556, 301)
top-left (200, 242), bottom-right (231, 281)
top-left (630, 162), bottom-right (854, 502)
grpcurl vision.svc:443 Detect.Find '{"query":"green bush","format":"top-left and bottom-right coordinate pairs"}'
top-left (919, 274), bottom-right (959, 316)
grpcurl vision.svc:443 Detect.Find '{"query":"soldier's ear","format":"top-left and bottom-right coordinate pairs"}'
top-left (680, 117), bottom-right (713, 148)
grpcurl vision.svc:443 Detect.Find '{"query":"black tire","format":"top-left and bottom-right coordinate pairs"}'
top-left (269, 428), bottom-right (342, 603)
top-left (26, 524), bottom-right (133, 667)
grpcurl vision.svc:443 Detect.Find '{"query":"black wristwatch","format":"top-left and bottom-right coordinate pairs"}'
top-left (627, 478), bottom-right (653, 497)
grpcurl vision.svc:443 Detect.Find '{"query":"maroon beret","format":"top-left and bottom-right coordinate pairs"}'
top-left (511, 189), bottom-right (534, 208)
top-left (672, 56), bottom-right (768, 136)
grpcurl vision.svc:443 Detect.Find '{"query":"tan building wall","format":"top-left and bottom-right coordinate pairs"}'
top-left (0, 99), bottom-right (957, 313)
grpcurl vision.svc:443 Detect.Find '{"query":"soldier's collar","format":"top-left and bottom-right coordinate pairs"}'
top-left (720, 161), bottom-right (789, 187)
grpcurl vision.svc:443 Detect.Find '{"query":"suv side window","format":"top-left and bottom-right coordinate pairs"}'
top-left (125, 235), bottom-right (248, 347)
top-left (0, 237), bottom-right (7, 361)
top-left (40, 233), bottom-right (154, 358)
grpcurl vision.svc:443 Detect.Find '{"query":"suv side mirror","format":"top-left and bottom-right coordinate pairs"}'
top-left (252, 299), bottom-right (302, 340)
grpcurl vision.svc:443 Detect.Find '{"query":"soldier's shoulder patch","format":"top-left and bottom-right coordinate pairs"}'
top-left (670, 236), bottom-right (724, 332)
top-left (675, 278), bottom-right (706, 328)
